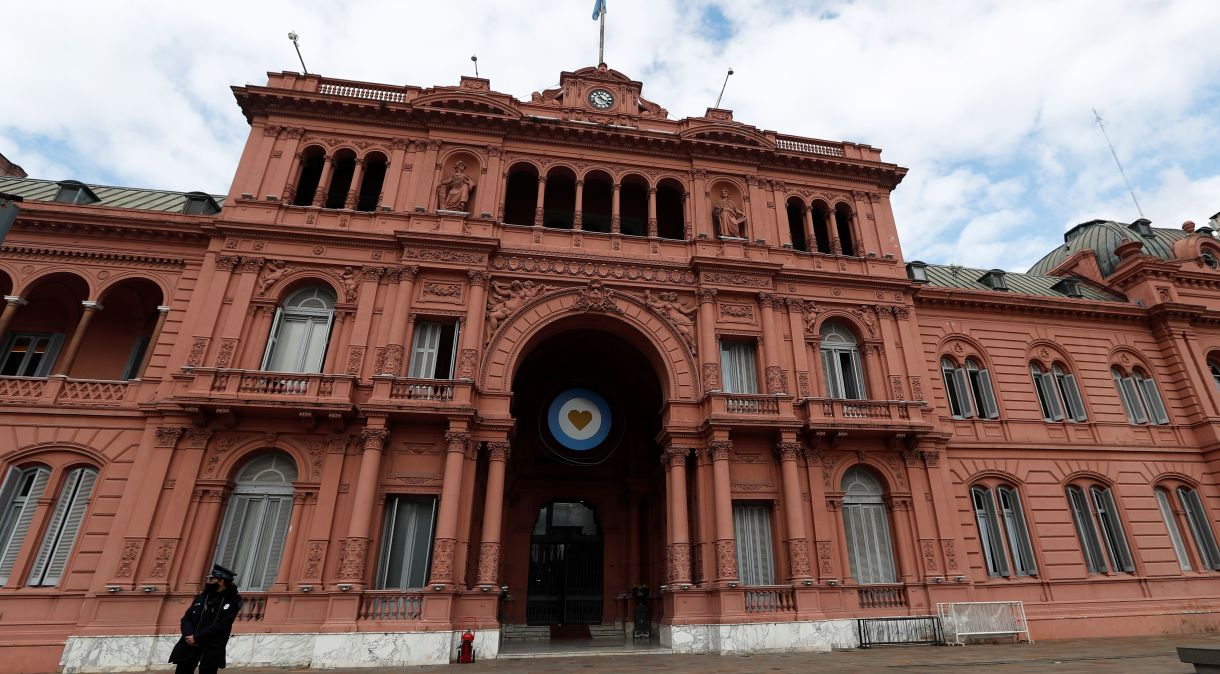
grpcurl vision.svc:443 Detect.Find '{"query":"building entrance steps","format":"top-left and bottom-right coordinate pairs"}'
top-left (500, 622), bottom-right (668, 659)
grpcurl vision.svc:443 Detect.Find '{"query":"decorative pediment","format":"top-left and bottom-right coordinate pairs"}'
top-left (679, 122), bottom-right (773, 150)
top-left (411, 91), bottom-right (522, 119)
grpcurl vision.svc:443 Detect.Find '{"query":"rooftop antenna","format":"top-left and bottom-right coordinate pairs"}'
top-left (471, 55), bottom-right (479, 78)
top-left (288, 31), bottom-right (309, 75)
top-left (1093, 108), bottom-right (1144, 218)
top-left (714, 67), bottom-right (734, 109)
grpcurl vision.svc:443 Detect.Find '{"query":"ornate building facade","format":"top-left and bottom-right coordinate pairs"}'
top-left (2, 64), bottom-right (1220, 671)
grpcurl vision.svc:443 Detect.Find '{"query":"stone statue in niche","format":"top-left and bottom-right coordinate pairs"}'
top-left (644, 290), bottom-right (696, 346)
top-left (485, 280), bottom-right (548, 338)
top-left (256, 260), bottom-right (288, 296)
top-left (713, 188), bottom-right (747, 238)
top-left (435, 161), bottom-right (474, 211)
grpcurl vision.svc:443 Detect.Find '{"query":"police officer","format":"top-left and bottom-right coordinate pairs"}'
top-left (169, 564), bottom-right (242, 674)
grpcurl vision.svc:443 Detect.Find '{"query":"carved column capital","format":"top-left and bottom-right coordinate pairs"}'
top-left (214, 254), bottom-right (241, 271)
top-left (708, 440), bottom-right (732, 461)
top-left (360, 428), bottom-right (389, 451)
top-left (696, 287), bottom-right (718, 304)
top-left (153, 426), bottom-right (184, 448)
top-left (663, 446), bottom-right (690, 467)
top-left (486, 441), bottom-right (511, 462)
top-left (445, 431), bottom-right (470, 455)
top-left (776, 441), bottom-right (803, 462)
top-left (468, 270), bottom-right (490, 287)
top-left (758, 292), bottom-right (776, 309)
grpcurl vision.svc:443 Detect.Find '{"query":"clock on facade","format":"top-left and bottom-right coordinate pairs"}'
top-left (587, 89), bottom-right (614, 110)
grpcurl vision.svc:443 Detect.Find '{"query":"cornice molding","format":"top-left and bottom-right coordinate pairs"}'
top-left (0, 244), bottom-right (188, 268)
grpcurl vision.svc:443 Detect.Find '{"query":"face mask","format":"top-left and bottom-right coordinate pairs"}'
top-left (205, 580), bottom-right (221, 592)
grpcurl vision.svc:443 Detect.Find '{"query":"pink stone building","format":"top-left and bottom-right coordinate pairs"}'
top-left (1, 64), bottom-right (1219, 671)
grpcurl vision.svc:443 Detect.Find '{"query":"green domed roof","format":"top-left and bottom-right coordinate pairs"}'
top-left (1028, 219), bottom-right (1188, 277)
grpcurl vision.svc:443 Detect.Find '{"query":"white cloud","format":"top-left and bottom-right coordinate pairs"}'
top-left (3, 1), bottom-right (1218, 271)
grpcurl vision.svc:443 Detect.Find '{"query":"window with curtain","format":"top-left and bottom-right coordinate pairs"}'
top-left (376, 496), bottom-right (438, 589)
top-left (27, 467), bottom-right (98, 587)
top-left (732, 502), bottom-right (775, 586)
top-left (1031, 362), bottom-right (1086, 422)
top-left (408, 320), bottom-right (460, 379)
top-left (1066, 483), bottom-right (1133, 574)
top-left (1156, 488), bottom-right (1193, 571)
top-left (821, 322), bottom-right (866, 400)
top-left (1177, 487), bottom-right (1220, 571)
top-left (213, 453), bottom-right (297, 592)
top-left (841, 466), bottom-right (896, 584)
top-left (719, 339), bottom-right (758, 394)
top-left (1113, 367), bottom-right (1169, 425)
top-left (261, 286), bottom-right (337, 373)
top-left (0, 465), bottom-right (51, 584)
top-left (971, 485), bottom-right (1037, 577)
top-left (0, 333), bottom-right (64, 378)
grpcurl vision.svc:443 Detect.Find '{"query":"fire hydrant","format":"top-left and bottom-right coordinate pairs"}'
top-left (457, 627), bottom-right (476, 663)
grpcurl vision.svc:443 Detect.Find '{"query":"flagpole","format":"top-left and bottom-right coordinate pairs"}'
top-left (598, 8), bottom-right (606, 65)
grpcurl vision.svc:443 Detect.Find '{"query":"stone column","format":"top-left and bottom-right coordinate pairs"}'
top-left (380, 138), bottom-right (410, 211)
top-left (802, 446), bottom-right (835, 581)
top-left (476, 441), bottom-right (511, 587)
top-left (343, 159), bottom-right (366, 210)
top-left (380, 266), bottom-right (419, 376)
top-left (274, 134), bottom-right (304, 203)
top-left (611, 182), bottom-right (621, 234)
top-left (311, 156), bottom-right (334, 208)
top-left (342, 267), bottom-right (383, 377)
top-left (457, 272), bottom-right (488, 380)
top-left (829, 498), bottom-right (854, 583)
top-left (827, 209), bottom-right (842, 255)
top-left (134, 305), bottom-right (172, 378)
top-left (628, 495), bottom-right (641, 584)
top-left (338, 426), bottom-right (388, 590)
top-left (664, 446), bottom-right (692, 585)
top-left (53, 300), bottom-right (102, 375)
top-left (862, 342), bottom-right (886, 399)
top-left (573, 179), bottom-right (585, 230)
top-left (784, 299), bottom-right (812, 398)
top-left (682, 191), bottom-right (693, 239)
top-left (801, 207), bottom-right (815, 252)
top-left (0, 295), bottom-right (27, 339)
top-left (708, 439), bottom-right (738, 583)
top-left (533, 175), bottom-right (546, 226)
top-left (647, 187), bottom-right (658, 237)
top-left (758, 293), bottom-right (784, 394)
top-left (888, 497), bottom-right (918, 582)
top-left (696, 288), bottom-right (720, 393)
top-left (776, 440), bottom-right (812, 583)
top-left (429, 429), bottom-right (469, 586)
top-left (181, 486), bottom-right (226, 590)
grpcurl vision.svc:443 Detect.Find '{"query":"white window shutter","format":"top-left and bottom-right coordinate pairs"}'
top-left (410, 322), bottom-right (442, 378)
top-left (1062, 373), bottom-right (1087, 421)
top-left (953, 368), bottom-right (974, 418)
top-left (260, 307), bottom-right (284, 370)
top-left (0, 468), bottom-right (50, 584)
top-left (1067, 487), bottom-right (1106, 573)
top-left (1179, 488), bottom-right (1220, 570)
top-left (998, 488), bottom-right (1037, 576)
top-left (972, 488), bottom-right (1003, 575)
top-left (1138, 377), bottom-right (1169, 425)
top-left (821, 349), bottom-right (839, 398)
top-left (259, 496), bottom-right (294, 590)
top-left (1044, 372), bottom-right (1066, 420)
top-left (29, 469), bottom-right (96, 586)
top-left (1119, 376), bottom-right (1148, 423)
top-left (215, 495), bottom-right (252, 571)
top-left (1156, 489), bottom-right (1193, 571)
top-left (977, 368), bottom-right (1000, 418)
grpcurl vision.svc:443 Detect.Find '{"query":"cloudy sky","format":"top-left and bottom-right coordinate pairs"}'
top-left (4, 1), bottom-right (1218, 271)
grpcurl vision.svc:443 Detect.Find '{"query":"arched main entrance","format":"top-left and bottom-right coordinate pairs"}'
top-left (501, 324), bottom-right (667, 634)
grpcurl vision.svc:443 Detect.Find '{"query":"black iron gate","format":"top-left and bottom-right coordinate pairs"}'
top-left (526, 502), bottom-right (603, 625)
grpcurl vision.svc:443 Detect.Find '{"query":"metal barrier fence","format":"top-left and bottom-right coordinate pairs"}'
top-left (857, 615), bottom-right (944, 647)
top-left (936, 601), bottom-right (1032, 645)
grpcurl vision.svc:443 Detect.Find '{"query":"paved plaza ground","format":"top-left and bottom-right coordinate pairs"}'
top-left (191, 633), bottom-right (1220, 674)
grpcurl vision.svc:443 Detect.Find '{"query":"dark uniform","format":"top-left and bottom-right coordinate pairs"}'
top-left (169, 564), bottom-right (242, 674)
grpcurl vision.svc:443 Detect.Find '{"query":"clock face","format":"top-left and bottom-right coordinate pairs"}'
top-left (587, 89), bottom-right (614, 110)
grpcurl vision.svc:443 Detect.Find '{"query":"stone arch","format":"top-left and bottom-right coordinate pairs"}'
top-left (211, 439), bottom-right (307, 485)
top-left (16, 268), bottom-right (95, 300)
top-left (1027, 339), bottom-right (1076, 370)
top-left (97, 272), bottom-right (171, 302)
top-left (5, 442), bottom-right (108, 471)
top-left (812, 310), bottom-right (871, 342)
top-left (935, 333), bottom-right (994, 368)
top-left (964, 468), bottom-right (1024, 487)
top-left (831, 459), bottom-right (902, 496)
top-left (267, 271), bottom-right (344, 305)
top-left (480, 284), bottom-right (698, 401)
top-left (1060, 468), bottom-right (1115, 487)
top-left (1107, 345), bottom-right (1158, 378)
top-left (1151, 470), bottom-right (1203, 489)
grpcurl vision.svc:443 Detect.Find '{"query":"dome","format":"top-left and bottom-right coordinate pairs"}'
top-left (1028, 219), bottom-right (1188, 277)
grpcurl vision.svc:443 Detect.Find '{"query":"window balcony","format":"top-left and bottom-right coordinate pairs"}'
top-left (171, 368), bottom-right (357, 424)
top-left (704, 392), bottom-right (797, 426)
top-left (802, 398), bottom-right (932, 436)
top-left (364, 376), bottom-right (475, 419)
top-left (0, 375), bottom-right (136, 408)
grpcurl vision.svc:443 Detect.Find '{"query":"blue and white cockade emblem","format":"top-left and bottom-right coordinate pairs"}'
top-left (547, 388), bottom-right (612, 451)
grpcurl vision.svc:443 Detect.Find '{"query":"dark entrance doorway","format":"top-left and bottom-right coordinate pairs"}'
top-left (526, 501), bottom-right (603, 625)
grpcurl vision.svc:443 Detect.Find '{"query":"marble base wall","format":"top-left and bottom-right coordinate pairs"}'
top-left (661, 619), bottom-right (858, 654)
top-left (60, 629), bottom-right (501, 672)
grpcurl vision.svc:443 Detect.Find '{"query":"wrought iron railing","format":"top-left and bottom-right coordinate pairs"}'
top-left (858, 615), bottom-right (943, 647)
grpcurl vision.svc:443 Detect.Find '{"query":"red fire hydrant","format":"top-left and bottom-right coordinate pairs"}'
top-left (457, 627), bottom-right (476, 663)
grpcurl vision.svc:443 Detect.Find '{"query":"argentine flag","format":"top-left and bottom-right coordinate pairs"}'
top-left (592, 0), bottom-right (605, 20)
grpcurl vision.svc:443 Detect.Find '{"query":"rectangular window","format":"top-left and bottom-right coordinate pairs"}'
top-left (408, 321), bottom-right (460, 379)
top-left (376, 496), bottom-right (438, 589)
top-left (214, 493), bottom-right (294, 592)
top-left (720, 340), bottom-right (758, 394)
top-left (1067, 486), bottom-right (1107, 573)
top-left (1032, 366), bottom-right (1064, 421)
top-left (732, 502), bottom-right (775, 586)
top-left (1090, 486), bottom-right (1134, 573)
top-left (972, 487), bottom-right (1008, 576)
top-left (28, 468), bottom-right (97, 587)
top-left (1116, 373), bottom-right (1149, 424)
top-left (1057, 371), bottom-right (1088, 421)
top-left (1156, 489), bottom-right (1193, 571)
top-left (997, 487), bottom-right (1037, 576)
top-left (0, 333), bottom-right (64, 378)
top-left (843, 503), bottom-right (898, 585)
top-left (1137, 377), bottom-right (1169, 425)
top-left (969, 364), bottom-right (1000, 419)
top-left (262, 311), bottom-right (332, 373)
top-left (1178, 488), bottom-right (1220, 570)
top-left (0, 467), bottom-right (51, 584)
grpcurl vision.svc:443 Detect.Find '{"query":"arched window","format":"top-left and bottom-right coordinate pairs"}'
top-left (28, 466), bottom-right (97, 586)
top-left (1209, 359), bottom-right (1220, 392)
top-left (292, 146), bottom-right (326, 206)
top-left (834, 204), bottom-right (856, 256)
top-left (943, 357), bottom-right (999, 419)
top-left (810, 202), bottom-right (832, 254)
top-left (324, 150), bottom-right (357, 209)
top-left (1112, 366), bottom-right (1166, 424)
top-left (655, 179), bottom-right (685, 240)
top-left (1203, 250), bottom-right (1219, 269)
top-left (971, 485), bottom-right (1036, 577)
top-left (841, 467), bottom-right (896, 584)
top-left (214, 453), bottom-right (297, 592)
top-left (580, 171), bottom-right (613, 233)
top-left (619, 175), bottom-right (648, 237)
top-left (786, 198), bottom-right (807, 252)
top-left (821, 323), bottom-right (866, 400)
top-left (1177, 486), bottom-right (1220, 570)
top-left (261, 286), bottom-right (336, 373)
top-left (1030, 361), bottom-right (1086, 422)
top-left (542, 167), bottom-right (576, 229)
top-left (0, 465), bottom-right (51, 584)
top-left (1066, 483), bottom-right (1133, 574)
top-left (355, 153), bottom-right (388, 212)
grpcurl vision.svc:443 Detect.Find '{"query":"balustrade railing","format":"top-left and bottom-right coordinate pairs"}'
top-left (236, 594), bottom-right (267, 622)
top-left (775, 136), bottom-right (845, 157)
top-left (0, 376), bottom-right (48, 400)
top-left (236, 373), bottom-right (313, 395)
top-left (388, 378), bottom-right (455, 402)
top-left (318, 82), bottom-right (405, 103)
top-left (743, 586), bottom-right (796, 614)
top-left (725, 394), bottom-right (780, 415)
top-left (0, 376), bottom-right (133, 407)
top-left (857, 584), bottom-right (908, 609)
top-left (359, 591), bottom-right (424, 621)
